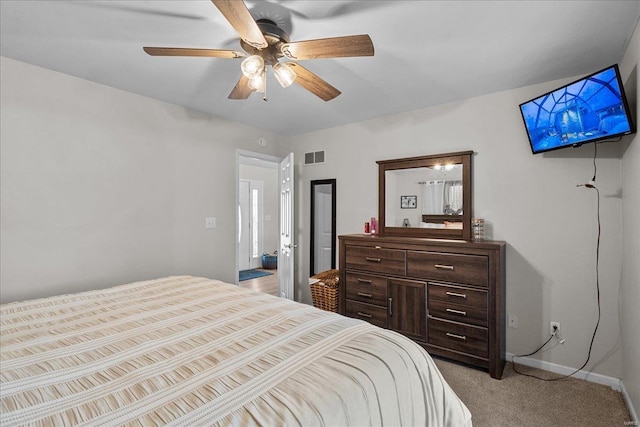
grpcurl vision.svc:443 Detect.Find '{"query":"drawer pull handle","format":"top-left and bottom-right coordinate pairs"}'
top-left (357, 311), bottom-right (372, 319)
top-left (445, 291), bottom-right (467, 299)
top-left (446, 308), bottom-right (467, 316)
top-left (357, 279), bottom-right (373, 284)
top-left (357, 292), bottom-right (373, 298)
top-left (435, 264), bottom-right (454, 270)
top-left (446, 332), bottom-right (467, 341)
top-left (366, 257), bottom-right (382, 263)
top-left (388, 297), bottom-right (393, 316)
top-left (374, 246), bottom-right (382, 249)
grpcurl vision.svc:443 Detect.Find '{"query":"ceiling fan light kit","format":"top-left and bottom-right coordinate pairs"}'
top-left (143, 0), bottom-right (374, 102)
top-left (241, 55), bottom-right (265, 79)
top-left (248, 71), bottom-right (266, 92)
top-left (273, 62), bottom-right (296, 88)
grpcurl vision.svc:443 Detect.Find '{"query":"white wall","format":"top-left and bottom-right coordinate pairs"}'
top-left (289, 75), bottom-right (628, 380)
top-left (619, 17), bottom-right (640, 420)
top-left (0, 57), bottom-right (284, 303)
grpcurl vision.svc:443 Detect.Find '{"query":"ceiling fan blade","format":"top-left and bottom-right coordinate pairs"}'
top-left (228, 75), bottom-right (254, 100)
top-left (143, 47), bottom-right (244, 58)
top-left (281, 35), bottom-right (374, 60)
top-left (211, 0), bottom-right (268, 49)
top-left (287, 62), bottom-right (341, 101)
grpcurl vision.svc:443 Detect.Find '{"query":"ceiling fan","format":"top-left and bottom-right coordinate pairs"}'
top-left (143, 0), bottom-right (374, 101)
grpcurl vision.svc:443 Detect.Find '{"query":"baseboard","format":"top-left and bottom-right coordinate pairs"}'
top-left (620, 380), bottom-right (639, 424)
top-left (506, 352), bottom-right (621, 389)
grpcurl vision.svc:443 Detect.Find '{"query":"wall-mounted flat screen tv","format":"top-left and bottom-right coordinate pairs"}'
top-left (519, 64), bottom-right (635, 154)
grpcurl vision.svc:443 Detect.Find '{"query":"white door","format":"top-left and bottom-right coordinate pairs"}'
top-left (278, 153), bottom-right (294, 300)
top-left (314, 184), bottom-right (333, 274)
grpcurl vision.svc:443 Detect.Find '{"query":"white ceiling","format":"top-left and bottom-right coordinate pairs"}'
top-left (1, 1), bottom-right (638, 136)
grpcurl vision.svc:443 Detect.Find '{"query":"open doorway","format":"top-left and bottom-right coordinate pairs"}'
top-left (236, 150), bottom-right (295, 299)
top-left (237, 154), bottom-right (278, 294)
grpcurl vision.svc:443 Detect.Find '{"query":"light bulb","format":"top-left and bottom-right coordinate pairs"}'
top-left (445, 164), bottom-right (454, 171)
top-left (433, 164), bottom-right (442, 170)
top-left (241, 55), bottom-right (264, 79)
top-left (273, 62), bottom-right (296, 88)
top-left (248, 71), bottom-right (265, 92)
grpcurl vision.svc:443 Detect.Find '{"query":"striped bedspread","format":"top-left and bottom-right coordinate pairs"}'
top-left (1, 276), bottom-right (471, 426)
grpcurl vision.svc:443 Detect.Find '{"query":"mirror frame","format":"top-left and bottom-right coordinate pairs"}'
top-left (310, 179), bottom-right (337, 275)
top-left (377, 150), bottom-right (473, 240)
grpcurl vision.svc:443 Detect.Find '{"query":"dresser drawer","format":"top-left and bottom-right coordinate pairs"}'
top-left (346, 300), bottom-right (388, 328)
top-left (428, 283), bottom-right (487, 309)
top-left (428, 318), bottom-right (488, 358)
top-left (407, 251), bottom-right (488, 287)
top-left (345, 245), bottom-right (406, 276)
top-left (428, 300), bottom-right (487, 327)
top-left (345, 272), bottom-right (387, 305)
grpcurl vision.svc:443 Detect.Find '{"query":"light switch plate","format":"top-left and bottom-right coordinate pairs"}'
top-left (205, 217), bottom-right (216, 229)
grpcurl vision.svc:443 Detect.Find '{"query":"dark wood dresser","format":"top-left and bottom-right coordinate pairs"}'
top-left (338, 234), bottom-right (506, 379)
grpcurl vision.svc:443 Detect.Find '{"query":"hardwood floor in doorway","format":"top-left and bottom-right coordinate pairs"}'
top-left (239, 269), bottom-right (278, 296)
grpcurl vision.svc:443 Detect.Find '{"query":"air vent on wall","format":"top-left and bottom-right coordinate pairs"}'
top-left (304, 150), bottom-right (326, 165)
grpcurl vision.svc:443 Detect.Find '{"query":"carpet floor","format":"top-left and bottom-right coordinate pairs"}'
top-left (433, 358), bottom-right (632, 426)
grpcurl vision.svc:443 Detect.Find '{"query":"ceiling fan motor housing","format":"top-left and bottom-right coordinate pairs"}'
top-left (240, 20), bottom-right (290, 65)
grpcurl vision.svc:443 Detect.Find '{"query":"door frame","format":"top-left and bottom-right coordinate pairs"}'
top-left (310, 179), bottom-right (336, 276)
top-left (235, 150), bottom-right (282, 284)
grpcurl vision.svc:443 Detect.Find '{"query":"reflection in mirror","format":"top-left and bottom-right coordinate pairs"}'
top-left (377, 151), bottom-right (472, 239)
top-left (385, 165), bottom-right (463, 229)
top-left (310, 179), bottom-right (336, 275)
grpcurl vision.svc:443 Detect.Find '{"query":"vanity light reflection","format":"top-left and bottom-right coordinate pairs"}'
top-left (433, 164), bottom-right (455, 171)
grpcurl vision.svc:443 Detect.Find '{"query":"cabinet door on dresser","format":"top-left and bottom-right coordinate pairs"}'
top-left (388, 278), bottom-right (427, 342)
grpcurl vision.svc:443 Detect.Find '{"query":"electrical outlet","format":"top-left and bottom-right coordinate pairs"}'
top-left (508, 314), bottom-right (518, 329)
top-left (550, 321), bottom-right (560, 336)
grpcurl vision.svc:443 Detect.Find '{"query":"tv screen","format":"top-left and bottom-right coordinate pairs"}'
top-left (519, 64), bottom-right (635, 154)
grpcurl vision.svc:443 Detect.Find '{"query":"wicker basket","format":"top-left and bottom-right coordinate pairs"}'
top-left (310, 269), bottom-right (339, 312)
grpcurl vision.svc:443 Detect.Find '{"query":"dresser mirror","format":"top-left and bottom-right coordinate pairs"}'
top-left (377, 151), bottom-right (473, 239)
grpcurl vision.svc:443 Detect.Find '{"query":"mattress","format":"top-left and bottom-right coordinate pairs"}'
top-left (0, 276), bottom-right (471, 426)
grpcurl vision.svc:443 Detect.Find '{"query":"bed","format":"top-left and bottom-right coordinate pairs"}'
top-left (1, 276), bottom-right (471, 426)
